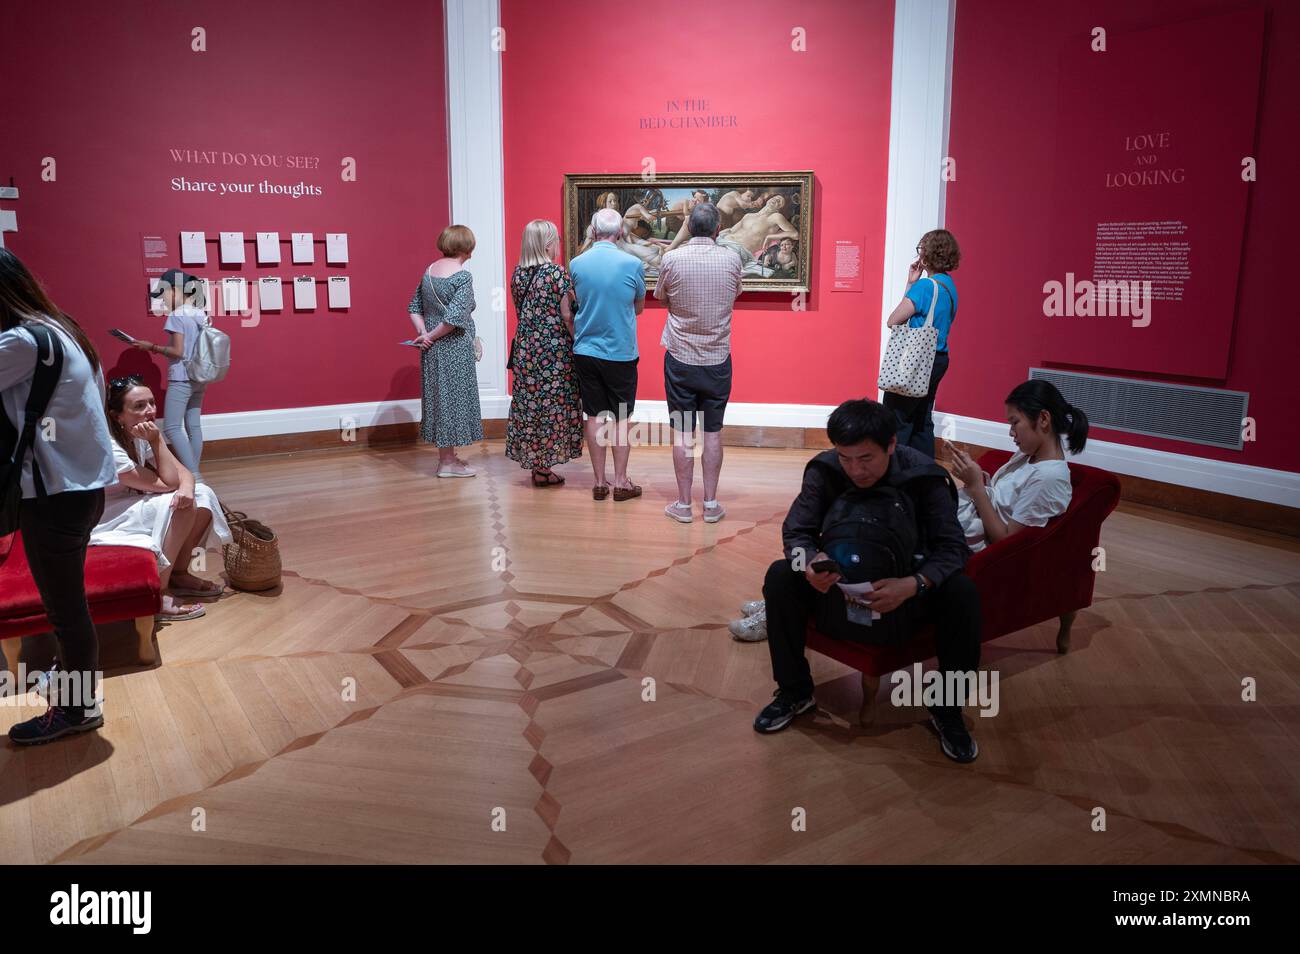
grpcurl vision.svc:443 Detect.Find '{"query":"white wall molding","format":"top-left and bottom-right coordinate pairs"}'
top-left (199, 398), bottom-right (1298, 507)
top-left (623, 401), bottom-right (835, 430)
top-left (445, 0), bottom-right (508, 402)
top-left (200, 396), bottom-right (511, 442)
top-left (879, 0), bottom-right (957, 395)
top-left (936, 411), bottom-right (1300, 508)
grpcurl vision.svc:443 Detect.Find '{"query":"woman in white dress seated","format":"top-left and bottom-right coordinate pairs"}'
top-left (91, 375), bottom-right (232, 620)
top-left (947, 379), bottom-right (1090, 552)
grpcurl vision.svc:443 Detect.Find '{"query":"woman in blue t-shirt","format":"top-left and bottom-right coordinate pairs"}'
top-left (883, 229), bottom-right (960, 457)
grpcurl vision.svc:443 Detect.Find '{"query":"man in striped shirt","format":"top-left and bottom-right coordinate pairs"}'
top-left (654, 202), bottom-right (743, 525)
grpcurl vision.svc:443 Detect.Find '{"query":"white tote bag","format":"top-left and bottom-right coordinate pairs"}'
top-left (878, 277), bottom-right (940, 398)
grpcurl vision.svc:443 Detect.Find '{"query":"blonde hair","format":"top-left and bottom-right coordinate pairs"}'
top-left (437, 224), bottom-right (476, 257)
top-left (519, 219), bottom-right (559, 267)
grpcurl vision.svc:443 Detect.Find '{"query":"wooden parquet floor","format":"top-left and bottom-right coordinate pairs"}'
top-left (2, 440), bottom-right (1297, 864)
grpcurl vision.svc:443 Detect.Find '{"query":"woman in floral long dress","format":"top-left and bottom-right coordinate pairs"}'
top-left (505, 219), bottom-right (584, 486)
top-left (408, 224), bottom-right (484, 478)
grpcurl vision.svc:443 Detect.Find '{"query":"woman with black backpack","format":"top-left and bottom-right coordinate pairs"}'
top-left (0, 248), bottom-right (118, 745)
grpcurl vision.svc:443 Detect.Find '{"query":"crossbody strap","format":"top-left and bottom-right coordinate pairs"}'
top-left (523, 264), bottom-right (544, 304)
top-left (936, 277), bottom-right (957, 323)
top-left (11, 323), bottom-right (64, 498)
top-left (425, 272), bottom-right (448, 312)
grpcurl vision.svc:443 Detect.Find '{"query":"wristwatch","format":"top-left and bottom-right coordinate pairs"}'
top-left (913, 572), bottom-right (929, 596)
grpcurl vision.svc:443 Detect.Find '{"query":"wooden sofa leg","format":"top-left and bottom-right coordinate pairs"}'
top-left (0, 636), bottom-right (20, 677)
top-left (859, 672), bottom-right (880, 725)
top-left (135, 616), bottom-right (157, 665)
top-left (1057, 611), bottom-right (1077, 655)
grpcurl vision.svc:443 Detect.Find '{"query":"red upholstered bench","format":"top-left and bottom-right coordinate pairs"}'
top-left (0, 530), bottom-right (162, 670)
top-left (805, 449), bottom-right (1121, 722)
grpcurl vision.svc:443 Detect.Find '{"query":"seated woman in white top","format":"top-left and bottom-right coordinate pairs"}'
top-left (948, 380), bottom-right (1089, 551)
top-left (90, 376), bottom-right (232, 619)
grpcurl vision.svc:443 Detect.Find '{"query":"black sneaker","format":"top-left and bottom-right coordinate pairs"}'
top-left (927, 706), bottom-right (978, 763)
top-left (753, 690), bottom-right (816, 734)
top-left (8, 705), bottom-right (104, 747)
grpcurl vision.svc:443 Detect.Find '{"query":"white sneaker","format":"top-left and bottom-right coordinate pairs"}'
top-left (740, 599), bottom-right (765, 617)
top-left (664, 502), bottom-right (693, 523)
top-left (703, 501), bottom-right (725, 523)
top-left (437, 465), bottom-right (477, 478)
top-left (729, 608), bottom-right (767, 642)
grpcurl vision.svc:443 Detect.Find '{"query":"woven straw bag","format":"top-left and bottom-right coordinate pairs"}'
top-left (878, 277), bottom-right (941, 398)
top-left (221, 503), bottom-right (282, 591)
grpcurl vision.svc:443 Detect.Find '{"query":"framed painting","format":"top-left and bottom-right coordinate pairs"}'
top-left (562, 171), bottom-right (814, 292)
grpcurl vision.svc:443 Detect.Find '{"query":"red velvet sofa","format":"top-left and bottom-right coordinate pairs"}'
top-left (805, 449), bottom-right (1122, 721)
top-left (0, 530), bottom-right (161, 669)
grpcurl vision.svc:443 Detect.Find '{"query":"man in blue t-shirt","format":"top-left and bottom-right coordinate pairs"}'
top-left (569, 208), bottom-right (647, 501)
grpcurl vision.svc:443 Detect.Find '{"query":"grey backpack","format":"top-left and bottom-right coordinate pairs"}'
top-left (185, 315), bottom-right (231, 383)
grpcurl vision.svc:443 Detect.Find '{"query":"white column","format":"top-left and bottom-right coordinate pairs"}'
top-left (879, 0), bottom-right (956, 397)
top-left (444, 0), bottom-right (510, 417)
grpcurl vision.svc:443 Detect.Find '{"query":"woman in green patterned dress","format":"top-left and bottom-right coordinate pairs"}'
top-left (408, 225), bottom-right (484, 478)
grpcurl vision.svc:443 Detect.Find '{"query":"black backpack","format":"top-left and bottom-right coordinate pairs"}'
top-left (814, 483), bottom-right (922, 646)
top-left (0, 324), bottom-right (63, 535)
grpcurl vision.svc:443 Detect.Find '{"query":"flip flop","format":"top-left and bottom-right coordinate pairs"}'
top-left (156, 603), bottom-right (206, 621)
top-left (169, 580), bottom-right (225, 598)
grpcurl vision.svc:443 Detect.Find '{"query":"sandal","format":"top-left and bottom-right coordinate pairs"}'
top-left (612, 483), bottom-right (643, 502)
top-left (531, 469), bottom-right (565, 487)
top-left (169, 577), bottom-right (225, 598)
top-left (592, 484), bottom-right (610, 501)
top-left (156, 597), bottom-right (206, 621)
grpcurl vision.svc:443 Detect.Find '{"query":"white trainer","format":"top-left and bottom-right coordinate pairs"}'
top-left (729, 608), bottom-right (768, 642)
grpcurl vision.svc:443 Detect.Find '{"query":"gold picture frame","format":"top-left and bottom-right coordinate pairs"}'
top-left (562, 171), bottom-right (814, 292)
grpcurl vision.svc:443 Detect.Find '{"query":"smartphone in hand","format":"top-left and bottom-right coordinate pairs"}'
top-left (109, 328), bottom-right (136, 343)
top-left (810, 559), bottom-right (841, 575)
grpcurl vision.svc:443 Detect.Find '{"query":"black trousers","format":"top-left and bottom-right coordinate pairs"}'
top-left (883, 351), bottom-right (949, 458)
top-left (762, 558), bottom-right (981, 705)
top-left (16, 488), bottom-right (105, 716)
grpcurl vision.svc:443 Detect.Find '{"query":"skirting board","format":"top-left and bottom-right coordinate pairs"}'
top-left (936, 411), bottom-right (1299, 510)
top-left (199, 398), bottom-right (1298, 508)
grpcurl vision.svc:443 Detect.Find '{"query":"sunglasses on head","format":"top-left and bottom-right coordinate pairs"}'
top-left (109, 375), bottom-right (143, 392)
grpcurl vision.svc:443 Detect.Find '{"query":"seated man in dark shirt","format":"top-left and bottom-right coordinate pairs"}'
top-left (754, 398), bottom-right (982, 763)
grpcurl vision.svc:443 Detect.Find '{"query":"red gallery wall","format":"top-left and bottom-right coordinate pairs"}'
top-left (945, 0), bottom-right (1299, 473)
top-left (0, 0), bottom-right (448, 415)
top-left (500, 0), bottom-right (895, 407)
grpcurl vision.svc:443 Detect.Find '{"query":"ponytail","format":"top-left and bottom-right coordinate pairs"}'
top-left (1063, 402), bottom-right (1089, 454)
top-left (1005, 380), bottom-right (1090, 454)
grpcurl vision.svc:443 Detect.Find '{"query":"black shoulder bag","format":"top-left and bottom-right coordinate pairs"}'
top-left (507, 265), bottom-right (545, 373)
top-left (0, 324), bottom-right (64, 535)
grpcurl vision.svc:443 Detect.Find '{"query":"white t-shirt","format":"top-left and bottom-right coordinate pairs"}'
top-left (957, 452), bottom-right (1072, 551)
top-left (163, 305), bottom-right (206, 382)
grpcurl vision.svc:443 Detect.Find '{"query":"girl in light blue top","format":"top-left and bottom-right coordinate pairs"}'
top-left (0, 248), bottom-right (117, 744)
top-left (131, 267), bottom-right (209, 480)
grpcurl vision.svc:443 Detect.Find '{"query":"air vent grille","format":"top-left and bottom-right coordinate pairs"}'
top-left (1028, 368), bottom-right (1248, 450)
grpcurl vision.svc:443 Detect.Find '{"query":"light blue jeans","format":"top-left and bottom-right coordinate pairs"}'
top-left (164, 378), bottom-right (207, 480)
